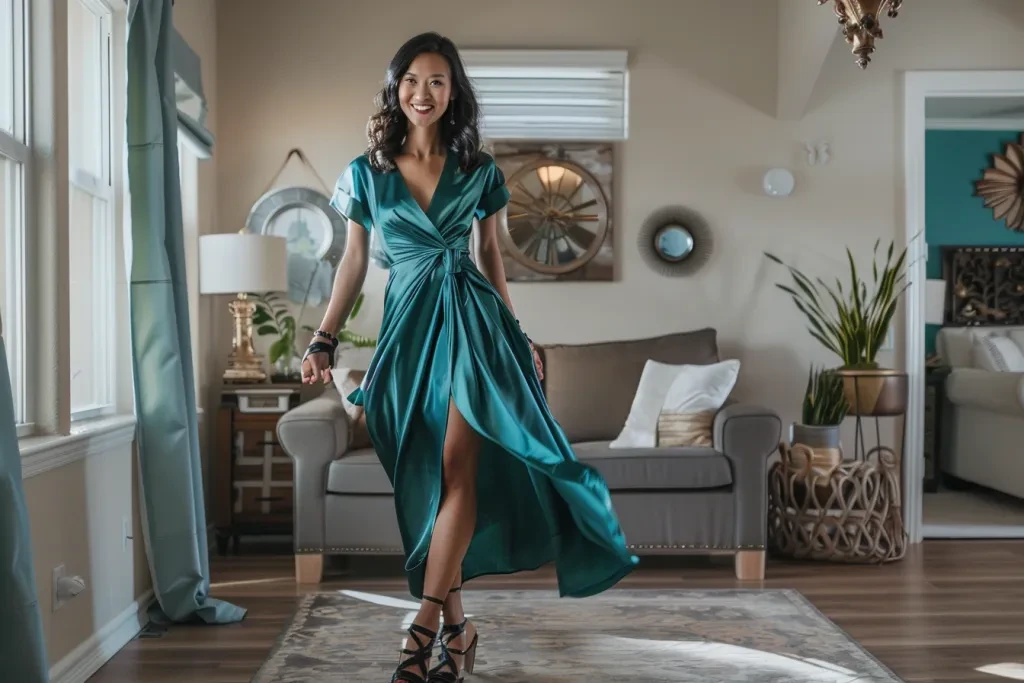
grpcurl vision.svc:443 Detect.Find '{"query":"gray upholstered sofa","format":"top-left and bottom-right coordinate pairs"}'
top-left (278, 328), bottom-right (781, 584)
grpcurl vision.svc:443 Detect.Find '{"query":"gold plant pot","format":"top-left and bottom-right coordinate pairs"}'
top-left (836, 368), bottom-right (907, 417)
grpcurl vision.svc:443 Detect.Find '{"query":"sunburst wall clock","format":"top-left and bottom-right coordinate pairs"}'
top-left (974, 133), bottom-right (1024, 233)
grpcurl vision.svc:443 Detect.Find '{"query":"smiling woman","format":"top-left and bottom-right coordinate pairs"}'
top-left (300, 30), bottom-right (637, 683)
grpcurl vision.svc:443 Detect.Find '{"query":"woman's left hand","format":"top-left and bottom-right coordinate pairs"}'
top-left (529, 341), bottom-right (544, 380)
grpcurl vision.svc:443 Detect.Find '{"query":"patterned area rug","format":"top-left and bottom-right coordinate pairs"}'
top-left (252, 589), bottom-right (903, 683)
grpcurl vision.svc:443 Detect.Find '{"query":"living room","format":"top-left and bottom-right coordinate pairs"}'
top-left (3, 1), bottom-right (1023, 682)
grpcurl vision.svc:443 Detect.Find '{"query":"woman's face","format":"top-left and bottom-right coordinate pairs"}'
top-left (398, 52), bottom-right (453, 129)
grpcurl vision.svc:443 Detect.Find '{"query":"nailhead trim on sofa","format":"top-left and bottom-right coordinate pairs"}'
top-left (294, 543), bottom-right (765, 553)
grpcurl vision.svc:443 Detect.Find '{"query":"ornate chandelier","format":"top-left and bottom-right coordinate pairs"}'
top-left (818, 0), bottom-right (903, 69)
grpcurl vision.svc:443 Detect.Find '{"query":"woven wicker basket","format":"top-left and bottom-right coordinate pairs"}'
top-left (767, 442), bottom-right (906, 564)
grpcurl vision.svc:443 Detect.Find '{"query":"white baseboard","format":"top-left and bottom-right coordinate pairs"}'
top-left (49, 589), bottom-right (155, 683)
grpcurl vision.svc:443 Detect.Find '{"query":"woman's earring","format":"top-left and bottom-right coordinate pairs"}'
top-left (449, 104), bottom-right (456, 125)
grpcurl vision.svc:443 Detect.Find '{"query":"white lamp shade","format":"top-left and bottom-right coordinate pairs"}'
top-left (925, 279), bottom-right (947, 326)
top-left (199, 233), bottom-right (289, 295)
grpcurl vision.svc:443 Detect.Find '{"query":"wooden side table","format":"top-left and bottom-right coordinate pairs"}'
top-left (212, 382), bottom-right (320, 554)
top-left (923, 365), bottom-right (952, 493)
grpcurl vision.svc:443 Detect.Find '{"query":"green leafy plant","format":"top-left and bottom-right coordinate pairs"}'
top-left (252, 291), bottom-right (378, 371)
top-left (801, 365), bottom-right (848, 426)
top-left (252, 293), bottom-right (297, 366)
top-left (300, 292), bottom-right (377, 349)
top-left (765, 238), bottom-right (910, 369)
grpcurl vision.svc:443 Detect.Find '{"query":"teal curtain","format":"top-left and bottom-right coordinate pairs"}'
top-left (126, 0), bottom-right (244, 625)
top-left (0, 333), bottom-right (50, 682)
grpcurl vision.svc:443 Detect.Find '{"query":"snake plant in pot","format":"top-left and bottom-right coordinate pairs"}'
top-left (792, 366), bottom-right (849, 468)
top-left (765, 239), bottom-right (911, 416)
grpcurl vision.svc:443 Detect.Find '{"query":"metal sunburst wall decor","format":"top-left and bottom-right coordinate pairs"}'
top-left (974, 133), bottom-right (1024, 233)
top-left (637, 206), bottom-right (713, 277)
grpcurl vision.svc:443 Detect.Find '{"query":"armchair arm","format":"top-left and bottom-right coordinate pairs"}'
top-left (277, 388), bottom-right (350, 552)
top-left (946, 368), bottom-right (1024, 416)
top-left (714, 402), bottom-right (782, 548)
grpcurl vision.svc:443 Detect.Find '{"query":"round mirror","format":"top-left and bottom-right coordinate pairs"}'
top-left (637, 206), bottom-right (713, 278)
top-left (653, 225), bottom-right (694, 262)
top-left (245, 187), bottom-right (347, 306)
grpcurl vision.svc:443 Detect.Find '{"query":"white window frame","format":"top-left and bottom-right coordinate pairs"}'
top-left (459, 49), bottom-right (630, 141)
top-left (68, 0), bottom-right (116, 422)
top-left (177, 133), bottom-right (201, 401)
top-left (1, 0), bottom-right (31, 437)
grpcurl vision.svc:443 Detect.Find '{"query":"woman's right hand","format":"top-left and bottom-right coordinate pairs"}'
top-left (301, 336), bottom-right (334, 384)
top-left (301, 352), bottom-right (331, 385)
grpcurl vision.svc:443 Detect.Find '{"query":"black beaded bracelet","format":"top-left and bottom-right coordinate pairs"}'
top-left (312, 329), bottom-right (339, 347)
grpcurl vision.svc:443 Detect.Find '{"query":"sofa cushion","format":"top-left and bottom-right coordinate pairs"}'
top-left (572, 440), bottom-right (732, 491)
top-left (539, 328), bottom-right (721, 442)
top-left (326, 449), bottom-right (393, 494)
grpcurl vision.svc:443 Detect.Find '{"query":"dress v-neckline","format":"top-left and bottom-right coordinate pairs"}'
top-left (395, 152), bottom-right (450, 219)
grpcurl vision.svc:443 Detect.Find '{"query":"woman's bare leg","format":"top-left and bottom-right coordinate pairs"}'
top-left (397, 400), bottom-right (479, 678)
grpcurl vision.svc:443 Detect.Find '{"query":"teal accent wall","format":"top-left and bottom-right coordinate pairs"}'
top-left (925, 129), bottom-right (1024, 353)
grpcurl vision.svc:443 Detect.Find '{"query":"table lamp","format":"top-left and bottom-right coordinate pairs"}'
top-left (199, 233), bottom-right (288, 383)
top-left (925, 279), bottom-right (947, 326)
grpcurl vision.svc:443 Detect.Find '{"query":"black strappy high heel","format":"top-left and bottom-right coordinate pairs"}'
top-left (427, 586), bottom-right (478, 683)
top-left (391, 595), bottom-right (443, 683)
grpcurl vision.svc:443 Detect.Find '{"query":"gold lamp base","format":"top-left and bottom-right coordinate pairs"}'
top-left (223, 293), bottom-right (268, 383)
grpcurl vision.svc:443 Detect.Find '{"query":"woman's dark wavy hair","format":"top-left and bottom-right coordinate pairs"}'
top-left (366, 32), bottom-right (484, 175)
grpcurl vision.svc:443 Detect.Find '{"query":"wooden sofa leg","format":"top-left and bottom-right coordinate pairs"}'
top-left (295, 554), bottom-right (324, 584)
top-left (735, 550), bottom-right (765, 580)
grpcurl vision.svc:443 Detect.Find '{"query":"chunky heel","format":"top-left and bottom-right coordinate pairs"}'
top-left (427, 585), bottom-right (477, 682)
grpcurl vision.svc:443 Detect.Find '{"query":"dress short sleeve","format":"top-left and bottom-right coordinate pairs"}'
top-left (330, 156), bottom-right (372, 230)
top-left (474, 155), bottom-right (511, 221)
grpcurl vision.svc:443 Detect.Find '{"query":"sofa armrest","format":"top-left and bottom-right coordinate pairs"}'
top-left (946, 368), bottom-right (1024, 416)
top-left (714, 403), bottom-right (782, 549)
top-left (277, 388), bottom-right (350, 552)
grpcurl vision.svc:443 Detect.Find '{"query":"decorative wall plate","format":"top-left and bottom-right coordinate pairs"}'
top-left (244, 186), bottom-right (346, 306)
top-left (501, 157), bottom-right (610, 276)
top-left (974, 133), bottom-right (1024, 232)
top-left (637, 206), bottom-right (713, 277)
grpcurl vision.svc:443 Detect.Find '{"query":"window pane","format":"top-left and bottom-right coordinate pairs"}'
top-left (0, 0), bottom-right (13, 136)
top-left (1, 155), bottom-right (26, 423)
top-left (0, 158), bottom-right (7, 337)
top-left (69, 185), bottom-right (111, 412)
top-left (69, 0), bottom-right (104, 178)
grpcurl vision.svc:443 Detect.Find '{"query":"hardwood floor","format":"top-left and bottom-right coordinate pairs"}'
top-left (89, 540), bottom-right (1024, 683)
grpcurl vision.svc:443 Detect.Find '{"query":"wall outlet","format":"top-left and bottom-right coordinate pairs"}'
top-left (52, 564), bottom-right (66, 611)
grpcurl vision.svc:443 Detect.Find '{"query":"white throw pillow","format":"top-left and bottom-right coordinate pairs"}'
top-left (662, 359), bottom-right (741, 414)
top-left (610, 359), bottom-right (740, 449)
top-left (973, 335), bottom-right (1024, 372)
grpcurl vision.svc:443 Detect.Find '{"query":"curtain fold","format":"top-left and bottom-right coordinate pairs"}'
top-left (126, 0), bottom-right (244, 625)
top-left (0, 333), bottom-right (50, 683)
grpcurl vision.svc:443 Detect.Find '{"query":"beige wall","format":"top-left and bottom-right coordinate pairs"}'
top-left (24, 441), bottom-right (143, 665)
top-left (212, 1), bottom-right (1024, 432)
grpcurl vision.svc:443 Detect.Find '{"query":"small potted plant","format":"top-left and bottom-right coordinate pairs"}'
top-left (792, 365), bottom-right (849, 472)
top-left (765, 239), bottom-right (911, 416)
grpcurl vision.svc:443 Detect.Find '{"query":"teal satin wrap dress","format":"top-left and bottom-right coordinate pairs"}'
top-left (329, 151), bottom-right (638, 600)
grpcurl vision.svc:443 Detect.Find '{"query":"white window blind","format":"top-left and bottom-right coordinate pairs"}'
top-left (460, 49), bottom-right (629, 141)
